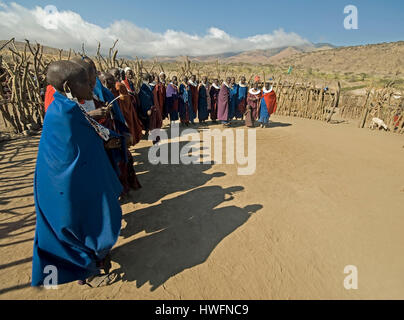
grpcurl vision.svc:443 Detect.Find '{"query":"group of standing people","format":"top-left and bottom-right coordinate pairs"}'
top-left (103, 68), bottom-right (278, 132)
top-left (31, 57), bottom-right (278, 288)
top-left (162, 74), bottom-right (277, 129)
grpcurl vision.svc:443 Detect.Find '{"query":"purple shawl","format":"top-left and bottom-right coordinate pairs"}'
top-left (166, 83), bottom-right (178, 98)
top-left (217, 84), bottom-right (229, 121)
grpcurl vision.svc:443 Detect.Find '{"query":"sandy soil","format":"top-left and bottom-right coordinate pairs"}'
top-left (0, 115), bottom-right (403, 300)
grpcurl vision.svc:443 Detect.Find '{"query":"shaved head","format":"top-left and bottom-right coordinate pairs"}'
top-left (109, 68), bottom-right (120, 81)
top-left (71, 57), bottom-right (92, 70)
top-left (142, 73), bottom-right (151, 82)
top-left (46, 60), bottom-right (92, 101)
top-left (99, 72), bottom-right (115, 90)
top-left (81, 56), bottom-right (97, 71)
top-left (71, 56), bottom-right (96, 90)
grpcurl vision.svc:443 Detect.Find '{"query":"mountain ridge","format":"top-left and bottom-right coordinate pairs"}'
top-left (147, 42), bottom-right (337, 63)
top-left (2, 39), bottom-right (403, 79)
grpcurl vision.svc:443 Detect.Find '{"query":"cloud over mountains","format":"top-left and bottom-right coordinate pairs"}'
top-left (0, 2), bottom-right (311, 57)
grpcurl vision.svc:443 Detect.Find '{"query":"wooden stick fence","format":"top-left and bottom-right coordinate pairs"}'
top-left (340, 85), bottom-right (404, 133)
top-left (1, 38), bottom-right (402, 134)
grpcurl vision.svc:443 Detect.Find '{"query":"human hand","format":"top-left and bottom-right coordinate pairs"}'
top-left (104, 138), bottom-right (121, 149)
top-left (124, 133), bottom-right (133, 146)
top-left (88, 107), bottom-right (109, 120)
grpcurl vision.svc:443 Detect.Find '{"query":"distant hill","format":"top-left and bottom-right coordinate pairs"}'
top-left (149, 43), bottom-right (336, 64)
top-left (1, 39), bottom-right (334, 65)
top-left (313, 43), bottom-right (338, 49)
top-left (225, 47), bottom-right (303, 64)
top-left (0, 39), bottom-right (72, 57)
top-left (2, 39), bottom-right (403, 80)
top-left (221, 43), bottom-right (338, 64)
top-left (278, 41), bottom-right (404, 77)
top-left (152, 41), bottom-right (404, 80)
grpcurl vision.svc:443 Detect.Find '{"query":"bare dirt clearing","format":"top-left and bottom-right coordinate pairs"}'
top-left (1, 116), bottom-right (403, 299)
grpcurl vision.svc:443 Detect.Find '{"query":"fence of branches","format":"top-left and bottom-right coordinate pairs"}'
top-left (0, 39), bottom-right (47, 133)
top-left (339, 85), bottom-right (404, 133)
top-left (0, 38), bottom-right (403, 135)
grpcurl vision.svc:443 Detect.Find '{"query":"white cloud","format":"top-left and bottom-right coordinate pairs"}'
top-left (0, 2), bottom-right (311, 57)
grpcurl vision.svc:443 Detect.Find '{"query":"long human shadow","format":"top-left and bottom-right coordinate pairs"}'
top-left (225, 120), bottom-right (292, 128)
top-left (267, 121), bottom-right (292, 128)
top-left (130, 137), bottom-right (225, 205)
top-left (113, 185), bottom-right (263, 291)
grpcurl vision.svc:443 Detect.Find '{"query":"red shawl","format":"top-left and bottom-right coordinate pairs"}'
top-left (189, 84), bottom-right (199, 113)
top-left (114, 82), bottom-right (144, 145)
top-left (149, 105), bottom-right (163, 131)
top-left (247, 92), bottom-right (261, 120)
top-left (122, 79), bottom-right (134, 94)
top-left (262, 90), bottom-right (277, 115)
top-left (44, 85), bottom-right (56, 112)
top-left (153, 83), bottom-right (166, 117)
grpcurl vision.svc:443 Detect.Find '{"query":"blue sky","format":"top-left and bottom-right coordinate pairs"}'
top-left (11, 0), bottom-right (404, 46)
top-left (0, 1), bottom-right (403, 56)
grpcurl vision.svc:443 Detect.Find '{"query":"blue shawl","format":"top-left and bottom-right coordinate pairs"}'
top-left (32, 91), bottom-right (123, 286)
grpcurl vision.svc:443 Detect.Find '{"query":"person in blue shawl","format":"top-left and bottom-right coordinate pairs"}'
top-left (45, 57), bottom-right (129, 181)
top-left (229, 77), bottom-right (238, 121)
top-left (138, 73), bottom-right (154, 134)
top-left (236, 76), bottom-right (248, 120)
top-left (93, 76), bottom-right (127, 133)
top-left (80, 57), bottom-right (127, 130)
top-left (32, 60), bottom-right (123, 288)
top-left (179, 76), bottom-right (195, 126)
top-left (197, 76), bottom-right (209, 124)
top-left (77, 58), bottom-right (129, 182)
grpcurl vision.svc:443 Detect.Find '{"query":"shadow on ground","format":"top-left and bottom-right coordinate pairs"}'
top-left (115, 137), bottom-right (263, 291)
top-left (114, 186), bottom-right (262, 291)
top-left (130, 136), bottom-right (224, 204)
top-left (0, 137), bottom-right (38, 245)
